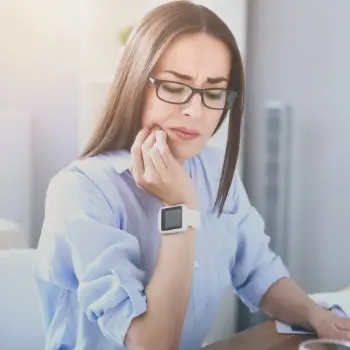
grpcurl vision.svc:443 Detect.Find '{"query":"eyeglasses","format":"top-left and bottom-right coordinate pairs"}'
top-left (148, 77), bottom-right (237, 110)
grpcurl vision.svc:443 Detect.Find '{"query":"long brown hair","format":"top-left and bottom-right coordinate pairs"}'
top-left (81, 1), bottom-right (245, 216)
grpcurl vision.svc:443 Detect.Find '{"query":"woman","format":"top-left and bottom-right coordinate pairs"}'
top-left (34, 1), bottom-right (350, 349)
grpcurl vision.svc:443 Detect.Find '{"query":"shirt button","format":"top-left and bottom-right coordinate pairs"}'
top-left (194, 260), bottom-right (200, 268)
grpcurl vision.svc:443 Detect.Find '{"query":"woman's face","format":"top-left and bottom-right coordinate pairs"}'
top-left (141, 32), bottom-right (231, 164)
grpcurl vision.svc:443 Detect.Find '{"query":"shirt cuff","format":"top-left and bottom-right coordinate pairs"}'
top-left (97, 278), bottom-right (147, 347)
top-left (237, 255), bottom-right (290, 312)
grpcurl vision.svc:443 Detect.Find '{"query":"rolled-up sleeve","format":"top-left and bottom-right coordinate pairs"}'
top-left (42, 169), bottom-right (147, 346)
top-left (230, 176), bottom-right (290, 312)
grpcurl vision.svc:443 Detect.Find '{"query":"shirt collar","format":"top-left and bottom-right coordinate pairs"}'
top-left (104, 149), bottom-right (132, 174)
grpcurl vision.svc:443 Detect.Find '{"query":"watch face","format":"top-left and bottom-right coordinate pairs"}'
top-left (161, 205), bottom-right (183, 231)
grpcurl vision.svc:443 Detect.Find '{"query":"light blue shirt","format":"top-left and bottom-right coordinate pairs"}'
top-left (34, 145), bottom-right (290, 350)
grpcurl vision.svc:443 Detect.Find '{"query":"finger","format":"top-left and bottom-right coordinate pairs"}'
top-left (130, 128), bottom-right (149, 181)
top-left (345, 331), bottom-right (350, 341)
top-left (141, 133), bottom-right (156, 166)
top-left (338, 330), bottom-right (350, 341)
top-left (336, 317), bottom-right (350, 331)
top-left (141, 134), bottom-right (158, 182)
top-left (156, 130), bottom-right (177, 169)
top-left (333, 319), bottom-right (350, 341)
top-left (150, 141), bottom-right (167, 175)
top-left (151, 124), bottom-right (162, 132)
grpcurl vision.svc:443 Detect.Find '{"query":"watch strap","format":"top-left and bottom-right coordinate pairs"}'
top-left (185, 207), bottom-right (201, 229)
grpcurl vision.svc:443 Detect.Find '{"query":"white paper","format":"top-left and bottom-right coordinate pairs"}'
top-left (275, 292), bottom-right (350, 334)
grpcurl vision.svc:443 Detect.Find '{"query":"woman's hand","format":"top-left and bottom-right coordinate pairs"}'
top-left (130, 127), bottom-right (197, 209)
top-left (312, 308), bottom-right (350, 341)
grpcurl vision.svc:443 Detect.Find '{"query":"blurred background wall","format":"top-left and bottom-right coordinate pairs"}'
top-left (0, 0), bottom-right (80, 247)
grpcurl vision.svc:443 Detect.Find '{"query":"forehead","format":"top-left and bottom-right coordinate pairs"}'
top-left (154, 33), bottom-right (231, 79)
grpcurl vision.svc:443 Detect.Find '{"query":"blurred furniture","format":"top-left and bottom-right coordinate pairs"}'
top-left (203, 288), bottom-right (350, 350)
top-left (0, 106), bottom-right (32, 241)
top-left (0, 219), bottom-right (27, 249)
top-left (0, 249), bottom-right (45, 350)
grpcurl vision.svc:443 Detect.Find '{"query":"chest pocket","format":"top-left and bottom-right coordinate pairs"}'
top-left (191, 213), bottom-right (238, 324)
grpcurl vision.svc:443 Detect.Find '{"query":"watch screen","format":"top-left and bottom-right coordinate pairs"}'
top-left (161, 206), bottom-right (182, 230)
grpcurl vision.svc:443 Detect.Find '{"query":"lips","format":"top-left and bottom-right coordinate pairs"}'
top-left (170, 127), bottom-right (200, 137)
top-left (169, 127), bottom-right (200, 141)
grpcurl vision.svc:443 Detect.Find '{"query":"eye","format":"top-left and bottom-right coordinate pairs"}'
top-left (205, 90), bottom-right (225, 100)
top-left (161, 82), bottom-right (186, 94)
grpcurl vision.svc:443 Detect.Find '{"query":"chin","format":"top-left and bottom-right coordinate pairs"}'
top-left (169, 141), bottom-right (203, 163)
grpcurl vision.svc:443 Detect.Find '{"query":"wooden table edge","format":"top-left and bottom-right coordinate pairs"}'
top-left (202, 287), bottom-right (350, 350)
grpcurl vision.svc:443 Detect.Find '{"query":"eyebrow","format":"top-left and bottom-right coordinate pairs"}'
top-left (163, 69), bottom-right (228, 84)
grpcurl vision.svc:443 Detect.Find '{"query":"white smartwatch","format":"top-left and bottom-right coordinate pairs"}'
top-left (158, 204), bottom-right (201, 235)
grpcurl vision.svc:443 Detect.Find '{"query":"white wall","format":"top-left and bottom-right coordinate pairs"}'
top-left (0, 0), bottom-right (80, 246)
top-left (0, 107), bottom-right (31, 243)
top-left (79, 0), bottom-right (174, 151)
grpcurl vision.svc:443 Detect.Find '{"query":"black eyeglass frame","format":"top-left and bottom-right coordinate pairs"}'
top-left (148, 77), bottom-right (237, 110)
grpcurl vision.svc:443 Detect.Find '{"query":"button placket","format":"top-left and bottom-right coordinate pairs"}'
top-left (192, 255), bottom-right (209, 324)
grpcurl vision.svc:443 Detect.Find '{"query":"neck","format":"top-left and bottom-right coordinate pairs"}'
top-left (177, 158), bottom-right (186, 167)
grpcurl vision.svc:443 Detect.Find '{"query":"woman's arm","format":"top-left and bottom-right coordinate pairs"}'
top-left (227, 175), bottom-right (350, 340)
top-left (260, 277), bottom-right (326, 330)
top-left (38, 165), bottom-right (197, 350)
top-left (125, 127), bottom-right (199, 350)
top-left (126, 229), bottom-right (196, 350)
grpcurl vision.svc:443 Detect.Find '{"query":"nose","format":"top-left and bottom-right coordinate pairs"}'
top-left (181, 92), bottom-right (204, 118)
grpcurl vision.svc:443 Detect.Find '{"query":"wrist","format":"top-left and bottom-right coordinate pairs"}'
top-left (162, 227), bottom-right (196, 241)
top-left (163, 200), bottom-right (197, 210)
top-left (184, 201), bottom-right (197, 210)
top-left (307, 303), bottom-right (329, 331)
top-left (183, 196), bottom-right (197, 210)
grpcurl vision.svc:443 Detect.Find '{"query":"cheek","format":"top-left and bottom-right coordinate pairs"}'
top-left (141, 89), bottom-right (173, 128)
top-left (205, 111), bottom-right (223, 136)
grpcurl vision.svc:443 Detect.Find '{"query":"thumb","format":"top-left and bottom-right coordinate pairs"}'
top-left (340, 330), bottom-right (350, 341)
top-left (335, 318), bottom-right (350, 341)
top-left (336, 317), bottom-right (350, 331)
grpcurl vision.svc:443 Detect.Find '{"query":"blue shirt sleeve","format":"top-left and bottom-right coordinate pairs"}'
top-left (42, 168), bottom-right (147, 346)
top-left (229, 175), bottom-right (290, 312)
